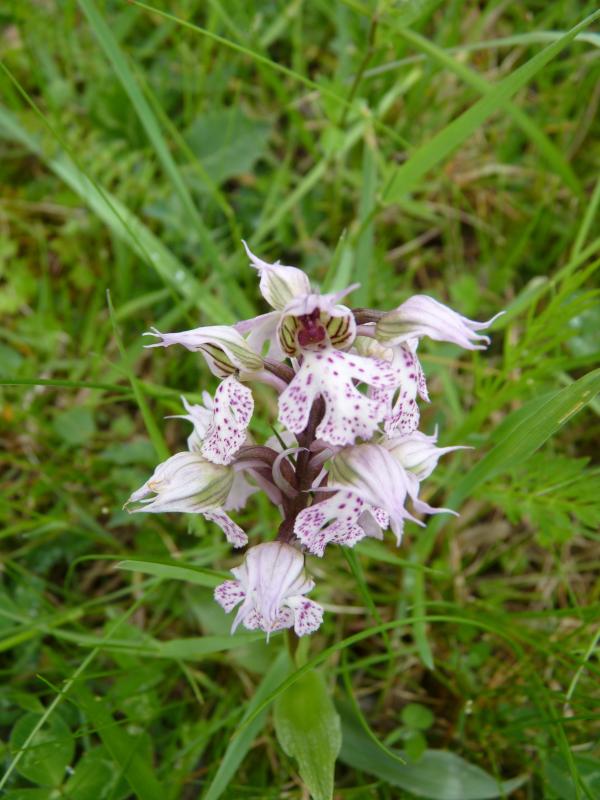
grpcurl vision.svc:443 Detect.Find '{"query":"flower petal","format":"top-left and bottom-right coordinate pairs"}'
top-left (370, 344), bottom-right (428, 436)
top-left (277, 294), bottom-right (356, 356)
top-left (201, 376), bottom-right (254, 465)
top-left (144, 324), bottom-right (263, 376)
top-left (126, 452), bottom-right (233, 514)
top-left (328, 444), bottom-right (420, 543)
top-left (203, 509), bottom-right (248, 548)
top-left (376, 295), bottom-right (503, 350)
top-left (219, 542), bottom-right (320, 637)
top-left (294, 491), bottom-right (369, 557)
top-left (278, 349), bottom-right (399, 446)
top-left (235, 311), bottom-right (285, 359)
top-left (238, 607), bottom-right (295, 636)
top-left (288, 598), bottom-right (324, 636)
top-left (242, 240), bottom-right (311, 310)
top-left (224, 471), bottom-right (257, 511)
top-left (358, 505), bottom-right (389, 539)
top-left (177, 395), bottom-right (213, 452)
top-left (384, 429), bottom-right (468, 481)
top-left (214, 580), bottom-right (246, 613)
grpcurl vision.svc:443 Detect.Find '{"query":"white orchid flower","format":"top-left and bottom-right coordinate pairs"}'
top-left (144, 324), bottom-right (263, 377)
top-left (278, 348), bottom-right (400, 447)
top-left (125, 451), bottom-right (247, 548)
top-left (383, 428), bottom-right (468, 482)
top-left (131, 240), bottom-right (502, 633)
top-left (214, 542), bottom-right (323, 638)
top-left (376, 294), bottom-right (503, 350)
top-left (358, 336), bottom-right (429, 437)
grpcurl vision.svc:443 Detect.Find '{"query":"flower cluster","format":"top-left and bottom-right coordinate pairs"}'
top-left (127, 244), bottom-right (500, 638)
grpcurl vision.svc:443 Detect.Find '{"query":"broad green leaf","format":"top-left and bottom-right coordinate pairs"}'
top-left (274, 670), bottom-right (341, 800)
top-left (52, 407), bottom-right (96, 446)
top-left (383, 10), bottom-right (600, 202)
top-left (185, 108), bottom-right (271, 186)
top-left (204, 650), bottom-right (291, 800)
top-left (117, 558), bottom-right (228, 588)
top-left (544, 753), bottom-right (600, 800)
top-left (10, 712), bottom-right (74, 787)
top-left (339, 705), bottom-right (525, 799)
top-left (74, 685), bottom-right (164, 800)
top-left (64, 747), bottom-right (119, 800)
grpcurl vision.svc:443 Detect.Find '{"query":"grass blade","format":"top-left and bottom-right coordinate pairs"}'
top-left (353, 132), bottom-right (378, 305)
top-left (117, 558), bottom-right (228, 588)
top-left (390, 25), bottom-right (582, 195)
top-left (411, 367), bottom-right (600, 669)
top-left (77, 0), bottom-right (223, 268)
top-left (0, 95), bottom-right (231, 322)
top-left (383, 10), bottom-right (600, 201)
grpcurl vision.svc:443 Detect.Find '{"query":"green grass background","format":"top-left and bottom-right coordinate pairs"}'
top-left (1, 0), bottom-right (599, 797)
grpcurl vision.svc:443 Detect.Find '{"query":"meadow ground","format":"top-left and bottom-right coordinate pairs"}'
top-left (1, 1), bottom-right (599, 798)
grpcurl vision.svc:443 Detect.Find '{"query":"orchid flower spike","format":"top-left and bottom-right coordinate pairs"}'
top-left (214, 542), bottom-right (323, 638)
top-left (130, 240), bottom-right (502, 634)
